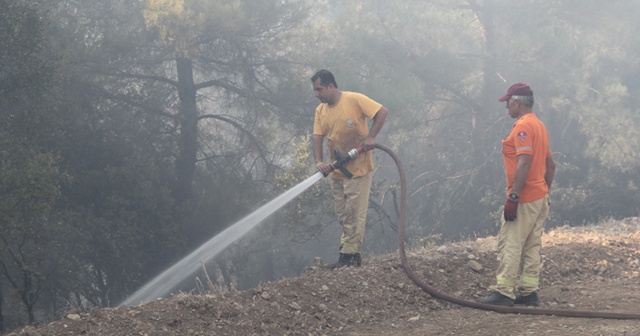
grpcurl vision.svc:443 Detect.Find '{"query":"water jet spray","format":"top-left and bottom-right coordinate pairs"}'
top-left (120, 145), bottom-right (367, 306)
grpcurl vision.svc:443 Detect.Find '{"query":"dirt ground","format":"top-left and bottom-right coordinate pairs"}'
top-left (7, 217), bottom-right (640, 336)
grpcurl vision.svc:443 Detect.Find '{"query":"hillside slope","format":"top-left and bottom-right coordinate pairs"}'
top-left (9, 218), bottom-right (640, 336)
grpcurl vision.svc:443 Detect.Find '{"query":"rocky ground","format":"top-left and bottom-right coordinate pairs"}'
top-left (7, 218), bottom-right (640, 336)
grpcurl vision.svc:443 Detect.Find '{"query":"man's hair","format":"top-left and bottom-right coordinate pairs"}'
top-left (511, 95), bottom-right (534, 108)
top-left (311, 69), bottom-right (338, 88)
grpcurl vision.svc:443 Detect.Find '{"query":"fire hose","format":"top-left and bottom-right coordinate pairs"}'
top-left (337, 143), bottom-right (640, 319)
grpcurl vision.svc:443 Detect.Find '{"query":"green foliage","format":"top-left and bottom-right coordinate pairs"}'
top-left (274, 135), bottom-right (333, 243)
top-left (52, 85), bottom-right (180, 306)
top-left (0, 0), bottom-right (70, 326)
top-left (409, 234), bottom-right (443, 250)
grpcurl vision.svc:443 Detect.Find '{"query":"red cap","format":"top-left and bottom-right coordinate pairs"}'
top-left (498, 82), bottom-right (533, 102)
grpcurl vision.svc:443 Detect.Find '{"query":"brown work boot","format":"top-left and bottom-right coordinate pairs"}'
top-left (327, 253), bottom-right (362, 269)
top-left (476, 292), bottom-right (514, 307)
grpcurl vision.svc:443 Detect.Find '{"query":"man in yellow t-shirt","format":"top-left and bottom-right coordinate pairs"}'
top-left (311, 69), bottom-right (388, 269)
top-left (477, 82), bottom-right (556, 307)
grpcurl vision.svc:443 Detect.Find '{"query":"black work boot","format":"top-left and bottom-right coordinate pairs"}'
top-left (327, 253), bottom-right (362, 269)
top-left (515, 292), bottom-right (539, 306)
top-left (354, 253), bottom-right (362, 267)
top-left (476, 292), bottom-right (514, 307)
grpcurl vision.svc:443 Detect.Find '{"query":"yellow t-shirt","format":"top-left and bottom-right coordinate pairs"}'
top-left (313, 91), bottom-right (382, 178)
top-left (501, 113), bottom-right (552, 203)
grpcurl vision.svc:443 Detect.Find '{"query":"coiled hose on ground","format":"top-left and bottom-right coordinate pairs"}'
top-left (375, 143), bottom-right (640, 319)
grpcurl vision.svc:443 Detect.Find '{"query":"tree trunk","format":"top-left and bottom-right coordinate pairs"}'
top-left (174, 57), bottom-right (199, 203)
top-left (469, 0), bottom-right (500, 160)
top-left (0, 286), bottom-right (4, 332)
top-left (262, 249), bottom-right (275, 282)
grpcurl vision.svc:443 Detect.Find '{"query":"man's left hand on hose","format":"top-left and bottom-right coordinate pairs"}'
top-left (362, 137), bottom-right (376, 151)
top-left (504, 198), bottom-right (518, 221)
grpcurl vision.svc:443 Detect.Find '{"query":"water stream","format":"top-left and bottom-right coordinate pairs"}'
top-left (120, 171), bottom-right (324, 306)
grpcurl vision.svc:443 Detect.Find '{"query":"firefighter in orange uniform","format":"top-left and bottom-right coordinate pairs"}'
top-left (477, 83), bottom-right (556, 306)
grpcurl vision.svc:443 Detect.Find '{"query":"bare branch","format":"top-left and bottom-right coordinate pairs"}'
top-left (198, 113), bottom-right (270, 166)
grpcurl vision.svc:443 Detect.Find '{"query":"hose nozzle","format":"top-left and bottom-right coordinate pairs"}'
top-left (325, 145), bottom-right (366, 178)
top-left (345, 146), bottom-right (365, 160)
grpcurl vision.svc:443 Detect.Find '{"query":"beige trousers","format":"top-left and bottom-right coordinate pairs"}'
top-left (330, 172), bottom-right (373, 254)
top-left (496, 195), bottom-right (550, 299)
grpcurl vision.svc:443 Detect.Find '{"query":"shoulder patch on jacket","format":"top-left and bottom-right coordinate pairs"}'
top-left (517, 131), bottom-right (528, 141)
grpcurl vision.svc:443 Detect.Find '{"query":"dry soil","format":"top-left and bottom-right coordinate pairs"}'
top-left (8, 218), bottom-right (640, 336)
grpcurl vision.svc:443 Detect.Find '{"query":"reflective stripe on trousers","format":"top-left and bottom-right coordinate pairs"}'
top-left (496, 195), bottom-right (549, 299)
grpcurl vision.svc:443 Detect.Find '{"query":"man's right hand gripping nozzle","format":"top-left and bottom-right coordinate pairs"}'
top-left (316, 162), bottom-right (332, 176)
